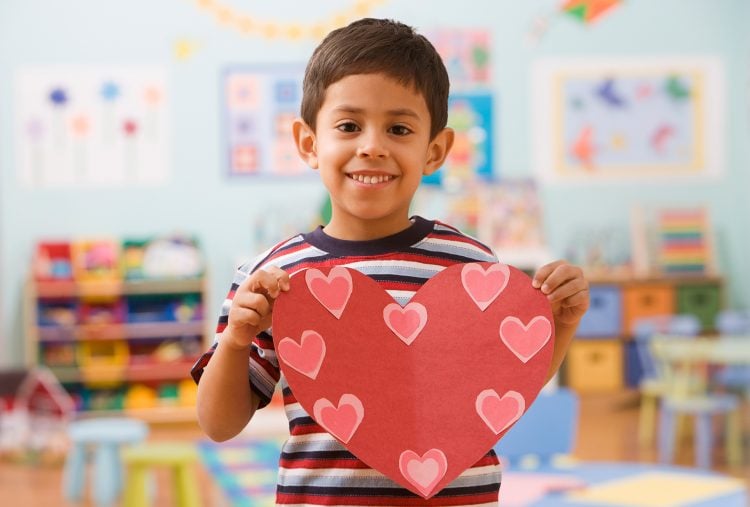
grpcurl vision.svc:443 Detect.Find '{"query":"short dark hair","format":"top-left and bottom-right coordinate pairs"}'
top-left (300, 18), bottom-right (449, 139)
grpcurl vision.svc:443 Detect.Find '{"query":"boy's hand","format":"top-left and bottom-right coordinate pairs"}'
top-left (224, 266), bottom-right (291, 350)
top-left (532, 260), bottom-right (589, 326)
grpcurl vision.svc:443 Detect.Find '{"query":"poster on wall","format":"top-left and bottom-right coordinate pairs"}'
top-left (15, 66), bottom-right (169, 188)
top-left (532, 58), bottom-right (725, 183)
top-left (223, 65), bottom-right (308, 178)
top-left (425, 93), bottom-right (495, 190)
top-left (427, 29), bottom-right (491, 89)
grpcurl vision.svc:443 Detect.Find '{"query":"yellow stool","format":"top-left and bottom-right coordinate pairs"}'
top-left (122, 442), bottom-right (201, 507)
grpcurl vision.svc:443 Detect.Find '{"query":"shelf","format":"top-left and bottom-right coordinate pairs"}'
top-left (79, 405), bottom-right (199, 424)
top-left (38, 321), bottom-right (205, 342)
top-left (586, 273), bottom-right (723, 285)
top-left (27, 264), bottom-right (208, 422)
top-left (50, 359), bottom-right (199, 383)
top-left (34, 277), bottom-right (203, 298)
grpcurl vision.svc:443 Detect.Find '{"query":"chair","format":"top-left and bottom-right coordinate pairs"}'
top-left (652, 338), bottom-right (743, 469)
top-left (494, 387), bottom-right (578, 469)
top-left (62, 417), bottom-right (149, 507)
top-left (713, 310), bottom-right (750, 398)
top-left (122, 441), bottom-right (201, 507)
top-left (632, 314), bottom-right (701, 447)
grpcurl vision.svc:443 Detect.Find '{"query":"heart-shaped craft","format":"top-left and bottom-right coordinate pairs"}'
top-left (272, 262), bottom-right (554, 499)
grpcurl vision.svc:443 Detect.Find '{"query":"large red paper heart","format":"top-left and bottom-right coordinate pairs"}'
top-left (272, 262), bottom-right (554, 499)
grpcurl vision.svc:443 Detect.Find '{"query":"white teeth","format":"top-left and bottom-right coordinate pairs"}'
top-left (350, 174), bottom-right (392, 184)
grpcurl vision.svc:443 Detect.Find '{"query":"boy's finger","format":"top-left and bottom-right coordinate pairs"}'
top-left (265, 265), bottom-right (291, 292)
top-left (540, 265), bottom-right (583, 296)
top-left (532, 260), bottom-right (564, 289)
top-left (559, 289), bottom-right (590, 308)
top-left (233, 291), bottom-right (271, 318)
top-left (249, 269), bottom-right (283, 298)
top-left (546, 279), bottom-right (589, 304)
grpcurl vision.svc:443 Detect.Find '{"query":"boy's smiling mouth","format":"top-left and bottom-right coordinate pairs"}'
top-left (347, 172), bottom-right (396, 185)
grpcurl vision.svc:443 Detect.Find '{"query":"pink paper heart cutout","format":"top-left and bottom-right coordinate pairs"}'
top-left (461, 263), bottom-right (510, 311)
top-left (475, 389), bottom-right (525, 435)
top-left (500, 316), bottom-right (553, 363)
top-left (277, 330), bottom-right (326, 379)
top-left (306, 267), bottom-right (353, 319)
top-left (383, 302), bottom-right (427, 345)
top-left (313, 394), bottom-right (364, 444)
top-left (273, 263), bottom-right (554, 498)
top-left (399, 449), bottom-right (448, 498)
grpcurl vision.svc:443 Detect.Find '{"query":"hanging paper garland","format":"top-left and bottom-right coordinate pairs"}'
top-left (191, 0), bottom-right (388, 40)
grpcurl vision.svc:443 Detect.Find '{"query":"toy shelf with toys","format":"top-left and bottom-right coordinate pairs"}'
top-left (25, 236), bottom-right (208, 422)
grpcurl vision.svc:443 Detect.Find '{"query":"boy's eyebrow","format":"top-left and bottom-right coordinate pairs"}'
top-left (332, 105), bottom-right (422, 119)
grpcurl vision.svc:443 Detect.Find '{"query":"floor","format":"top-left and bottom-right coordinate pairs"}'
top-left (1, 390), bottom-right (748, 506)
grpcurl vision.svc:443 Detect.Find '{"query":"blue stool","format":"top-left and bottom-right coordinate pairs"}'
top-left (62, 417), bottom-right (149, 506)
top-left (658, 393), bottom-right (743, 468)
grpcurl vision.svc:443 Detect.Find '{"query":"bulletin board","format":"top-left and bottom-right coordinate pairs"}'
top-left (14, 66), bottom-right (170, 188)
top-left (532, 58), bottom-right (725, 183)
top-left (223, 65), bottom-right (308, 178)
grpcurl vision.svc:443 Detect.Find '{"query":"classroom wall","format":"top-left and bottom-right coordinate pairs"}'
top-left (1, 0), bottom-right (748, 365)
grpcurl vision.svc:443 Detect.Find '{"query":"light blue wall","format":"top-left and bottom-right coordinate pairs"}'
top-left (1, 0), bottom-right (748, 365)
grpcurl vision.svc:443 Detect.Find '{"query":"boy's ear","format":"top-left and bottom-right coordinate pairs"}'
top-left (292, 118), bottom-right (318, 169)
top-left (423, 127), bottom-right (454, 176)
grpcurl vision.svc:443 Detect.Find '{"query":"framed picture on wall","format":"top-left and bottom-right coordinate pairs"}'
top-left (532, 57), bottom-right (725, 183)
top-left (223, 65), bottom-right (309, 178)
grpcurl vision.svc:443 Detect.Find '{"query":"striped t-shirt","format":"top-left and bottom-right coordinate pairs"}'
top-left (191, 216), bottom-right (503, 506)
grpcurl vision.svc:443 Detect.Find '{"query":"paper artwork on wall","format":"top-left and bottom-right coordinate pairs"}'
top-left (15, 66), bottom-right (169, 188)
top-left (427, 29), bottom-right (491, 89)
top-left (478, 180), bottom-right (551, 269)
top-left (414, 180), bottom-right (551, 270)
top-left (223, 66), bottom-right (308, 178)
top-left (533, 58), bottom-right (725, 183)
top-left (424, 93), bottom-right (495, 189)
top-left (527, 0), bottom-right (623, 46)
top-left (561, 0), bottom-right (622, 25)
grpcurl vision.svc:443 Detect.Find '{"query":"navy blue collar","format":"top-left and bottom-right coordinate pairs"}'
top-left (303, 216), bottom-right (434, 256)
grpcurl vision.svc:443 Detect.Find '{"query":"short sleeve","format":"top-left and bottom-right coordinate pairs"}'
top-left (189, 262), bottom-right (281, 410)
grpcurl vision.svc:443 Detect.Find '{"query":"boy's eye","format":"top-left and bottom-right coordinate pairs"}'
top-left (336, 122), bottom-right (360, 133)
top-left (389, 125), bottom-right (412, 136)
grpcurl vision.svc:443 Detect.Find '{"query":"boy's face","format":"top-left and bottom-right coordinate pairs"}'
top-left (293, 73), bottom-right (453, 240)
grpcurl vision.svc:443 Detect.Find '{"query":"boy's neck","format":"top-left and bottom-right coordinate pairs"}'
top-left (322, 216), bottom-right (414, 241)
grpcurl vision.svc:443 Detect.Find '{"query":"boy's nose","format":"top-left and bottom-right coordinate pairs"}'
top-left (356, 132), bottom-right (389, 159)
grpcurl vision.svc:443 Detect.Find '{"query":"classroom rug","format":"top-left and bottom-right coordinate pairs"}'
top-left (198, 438), bottom-right (283, 507)
top-left (566, 471), bottom-right (746, 507)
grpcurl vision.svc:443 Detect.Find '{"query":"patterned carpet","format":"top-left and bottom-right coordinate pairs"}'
top-left (198, 438), bottom-right (283, 506)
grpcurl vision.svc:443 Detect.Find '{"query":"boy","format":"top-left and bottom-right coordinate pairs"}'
top-left (193, 18), bottom-right (589, 506)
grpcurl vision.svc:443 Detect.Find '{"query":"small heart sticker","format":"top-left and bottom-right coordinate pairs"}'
top-left (306, 267), bottom-right (353, 319)
top-left (277, 330), bottom-right (326, 379)
top-left (383, 302), bottom-right (428, 345)
top-left (500, 316), bottom-right (553, 363)
top-left (313, 394), bottom-right (364, 444)
top-left (399, 449), bottom-right (448, 498)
